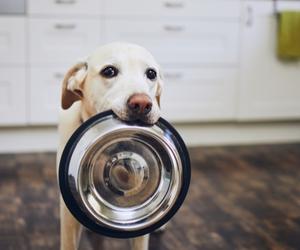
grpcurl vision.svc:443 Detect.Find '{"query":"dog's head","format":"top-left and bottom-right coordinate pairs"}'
top-left (61, 43), bottom-right (163, 124)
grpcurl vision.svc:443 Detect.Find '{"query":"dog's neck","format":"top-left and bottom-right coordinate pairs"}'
top-left (79, 108), bottom-right (89, 124)
top-left (79, 102), bottom-right (96, 124)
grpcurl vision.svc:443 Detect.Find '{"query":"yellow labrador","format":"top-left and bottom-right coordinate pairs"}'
top-left (57, 42), bottom-right (164, 250)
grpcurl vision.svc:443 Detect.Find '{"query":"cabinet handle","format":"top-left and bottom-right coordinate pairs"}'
top-left (245, 5), bottom-right (253, 27)
top-left (164, 72), bottom-right (183, 80)
top-left (164, 25), bottom-right (184, 32)
top-left (54, 23), bottom-right (76, 30)
top-left (54, 73), bottom-right (64, 79)
top-left (55, 0), bottom-right (76, 4)
top-left (164, 2), bottom-right (184, 8)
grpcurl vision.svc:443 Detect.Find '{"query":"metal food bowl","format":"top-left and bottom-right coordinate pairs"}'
top-left (59, 110), bottom-right (190, 238)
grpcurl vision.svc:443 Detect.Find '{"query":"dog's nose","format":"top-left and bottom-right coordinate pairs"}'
top-left (127, 94), bottom-right (152, 116)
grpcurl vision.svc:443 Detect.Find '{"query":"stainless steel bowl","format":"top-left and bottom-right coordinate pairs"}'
top-left (59, 110), bottom-right (190, 238)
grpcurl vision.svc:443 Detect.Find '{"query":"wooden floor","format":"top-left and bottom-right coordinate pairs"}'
top-left (0, 144), bottom-right (300, 250)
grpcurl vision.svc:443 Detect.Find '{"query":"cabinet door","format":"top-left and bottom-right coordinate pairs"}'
top-left (28, 0), bottom-right (102, 16)
top-left (29, 67), bottom-right (66, 124)
top-left (104, 19), bottom-right (239, 65)
top-left (104, 0), bottom-right (240, 19)
top-left (238, 1), bottom-right (300, 120)
top-left (0, 68), bottom-right (26, 125)
top-left (0, 17), bottom-right (26, 64)
top-left (161, 67), bottom-right (237, 122)
top-left (29, 18), bottom-right (101, 65)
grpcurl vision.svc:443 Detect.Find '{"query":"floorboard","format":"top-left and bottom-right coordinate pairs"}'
top-left (0, 144), bottom-right (300, 250)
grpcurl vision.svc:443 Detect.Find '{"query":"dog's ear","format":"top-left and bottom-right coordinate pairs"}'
top-left (156, 86), bottom-right (161, 107)
top-left (61, 62), bottom-right (88, 109)
top-left (156, 71), bottom-right (164, 107)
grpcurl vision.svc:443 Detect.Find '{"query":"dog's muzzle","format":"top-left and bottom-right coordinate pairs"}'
top-left (59, 110), bottom-right (190, 238)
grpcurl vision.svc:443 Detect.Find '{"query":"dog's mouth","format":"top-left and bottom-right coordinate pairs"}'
top-left (127, 114), bottom-right (153, 124)
top-left (121, 113), bottom-right (154, 125)
top-left (111, 108), bottom-right (158, 125)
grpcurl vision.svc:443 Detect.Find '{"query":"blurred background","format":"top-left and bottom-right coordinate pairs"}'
top-left (0, 0), bottom-right (300, 250)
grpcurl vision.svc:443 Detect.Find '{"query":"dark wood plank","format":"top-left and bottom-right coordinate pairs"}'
top-left (0, 144), bottom-right (300, 250)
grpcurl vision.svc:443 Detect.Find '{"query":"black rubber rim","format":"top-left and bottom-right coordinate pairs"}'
top-left (59, 110), bottom-right (191, 238)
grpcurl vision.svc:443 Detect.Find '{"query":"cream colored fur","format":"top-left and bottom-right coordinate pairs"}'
top-left (57, 43), bottom-right (164, 250)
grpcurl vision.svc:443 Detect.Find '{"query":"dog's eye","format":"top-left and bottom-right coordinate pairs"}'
top-left (146, 68), bottom-right (157, 81)
top-left (100, 66), bottom-right (118, 78)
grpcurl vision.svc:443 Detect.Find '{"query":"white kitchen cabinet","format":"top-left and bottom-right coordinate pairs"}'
top-left (104, 19), bottom-right (240, 65)
top-left (29, 18), bottom-right (101, 65)
top-left (104, 0), bottom-right (240, 19)
top-left (161, 67), bottom-right (238, 121)
top-left (28, 0), bottom-right (102, 16)
top-left (0, 67), bottom-right (26, 125)
top-left (239, 1), bottom-right (300, 120)
top-left (29, 66), bottom-right (66, 124)
top-left (0, 17), bottom-right (26, 64)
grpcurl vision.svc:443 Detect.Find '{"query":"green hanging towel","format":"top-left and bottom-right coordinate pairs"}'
top-left (277, 11), bottom-right (300, 60)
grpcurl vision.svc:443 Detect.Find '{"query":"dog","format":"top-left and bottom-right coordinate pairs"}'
top-left (57, 42), bottom-right (164, 250)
